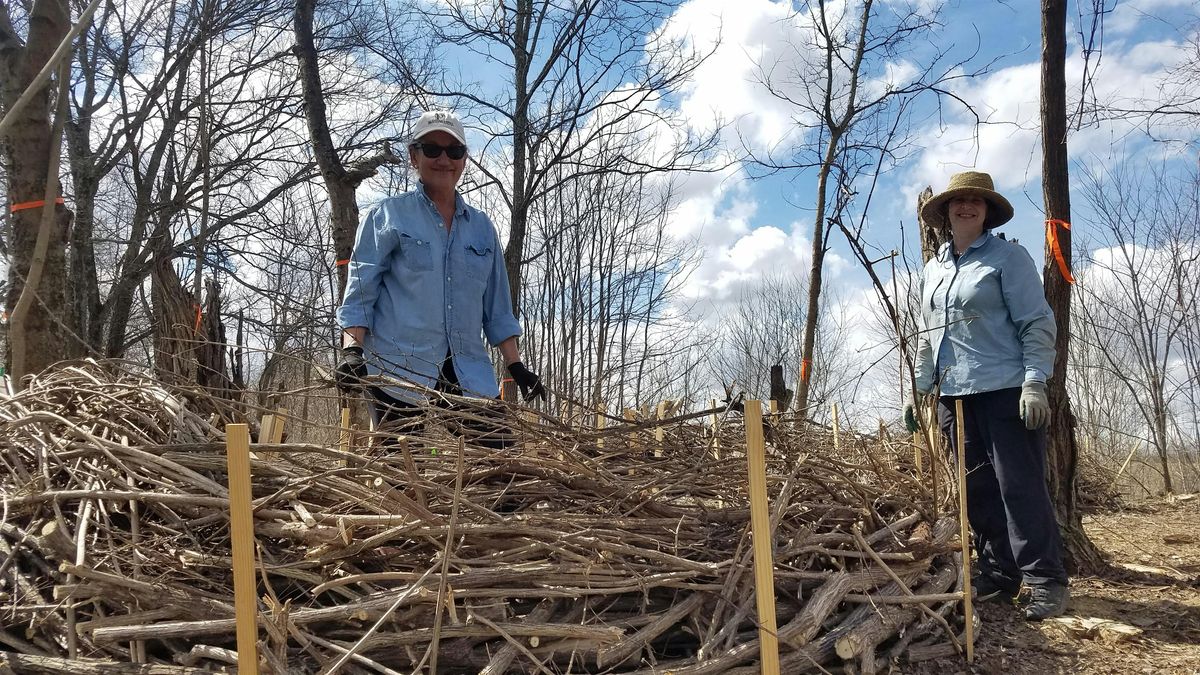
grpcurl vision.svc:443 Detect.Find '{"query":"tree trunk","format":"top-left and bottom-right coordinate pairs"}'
top-left (294, 0), bottom-right (361, 301)
top-left (63, 17), bottom-right (104, 353)
top-left (795, 131), bottom-right (841, 416)
top-left (504, 0), bottom-right (534, 316)
top-left (65, 138), bottom-right (103, 350)
top-left (197, 277), bottom-right (237, 400)
top-left (150, 223), bottom-right (198, 386)
top-left (916, 186), bottom-right (944, 264)
top-left (0, 0), bottom-right (75, 379)
top-left (1040, 0), bottom-right (1105, 573)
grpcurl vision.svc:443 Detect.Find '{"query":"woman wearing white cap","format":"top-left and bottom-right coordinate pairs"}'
top-left (909, 171), bottom-right (1069, 620)
top-left (334, 109), bottom-right (546, 447)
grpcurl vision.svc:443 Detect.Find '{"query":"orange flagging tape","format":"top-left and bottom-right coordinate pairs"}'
top-left (800, 358), bottom-right (813, 383)
top-left (335, 258), bottom-right (351, 266)
top-left (193, 304), bottom-right (203, 332)
top-left (1045, 219), bottom-right (1075, 285)
top-left (10, 197), bottom-right (65, 212)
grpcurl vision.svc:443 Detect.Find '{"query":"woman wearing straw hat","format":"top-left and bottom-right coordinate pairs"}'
top-left (908, 171), bottom-right (1069, 620)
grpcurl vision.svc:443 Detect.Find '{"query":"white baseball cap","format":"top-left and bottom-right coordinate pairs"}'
top-left (410, 109), bottom-right (466, 146)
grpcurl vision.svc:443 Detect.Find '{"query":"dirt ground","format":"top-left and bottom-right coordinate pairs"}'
top-left (913, 495), bottom-right (1200, 674)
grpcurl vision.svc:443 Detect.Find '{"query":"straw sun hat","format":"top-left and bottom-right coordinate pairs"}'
top-left (920, 171), bottom-right (1015, 230)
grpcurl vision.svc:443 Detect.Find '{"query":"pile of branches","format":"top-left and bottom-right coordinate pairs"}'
top-left (2, 361), bottom-right (968, 674)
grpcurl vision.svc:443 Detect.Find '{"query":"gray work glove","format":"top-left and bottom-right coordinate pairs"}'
top-left (1019, 381), bottom-right (1050, 430)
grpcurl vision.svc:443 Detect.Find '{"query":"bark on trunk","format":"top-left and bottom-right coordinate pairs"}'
top-left (1040, 0), bottom-right (1105, 573)
top-left (0, 0), bottom-right (75, 378)
top-left (197, 277), bottom-right (236, 400)
top-left (294, 0), bottom-right (360, 301)
top-left (795, 131), bottom-right (842, 416)
top-left (150, 231), bottom-right (198, 386)
top-left (916, 186), bottom-right (944, 264)
top-left (504, 0), bottom-right (534, 317)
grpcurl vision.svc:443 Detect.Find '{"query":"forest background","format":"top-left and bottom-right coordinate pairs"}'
top-left (2, 0), bottom-right (1198, 498)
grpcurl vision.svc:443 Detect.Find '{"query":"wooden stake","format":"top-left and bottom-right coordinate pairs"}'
top-left (259, 414), bottom-right (275, 445)
top-left (624, 408), bottom-right (637, 455)
top-left (654, 401), bottom-right (666, 458)
top-left (709, 399), bottom-right (721, 461)
top-left (224, 424), bottom-right (259, 675)
top-left (912, 431), bottom-right (925, 473)
top-left (338, 408), bottom-right (351, 465)
top-left (954, 399), bottom-right (974, 663)
top-left (271, 408), bottom-right (287, 444)
top-left (743, 400), bottom-right (780, 675)
top-left (927, 398), bottom-right (940, 520)
top-left (596, 402), bottom-right (606, 448)
top-left (831, 402), bottom-right (841, 452)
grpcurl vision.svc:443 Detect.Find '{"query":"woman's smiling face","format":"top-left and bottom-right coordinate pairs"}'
top-left (948, 195), bottom-right (988, 234)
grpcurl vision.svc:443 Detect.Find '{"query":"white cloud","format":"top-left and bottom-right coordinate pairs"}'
top-left (654, 0), bottom-right (824, 151)
top-left (1109, 0), bottom-right (1197, 36)
top-left (904, 33), bottom-right (1198, 227)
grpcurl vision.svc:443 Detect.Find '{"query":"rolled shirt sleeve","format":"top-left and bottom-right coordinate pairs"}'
top-left (336, 206), bottom-right (398, 330)
top-left (481, 223), bottom-right (522, 346)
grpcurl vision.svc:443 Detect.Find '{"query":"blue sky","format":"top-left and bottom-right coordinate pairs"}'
top-left (649, 0), bottom-right (1198, 317)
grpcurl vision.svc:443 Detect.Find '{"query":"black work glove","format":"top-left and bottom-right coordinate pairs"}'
top-left (335, 346), bottom-right (369, 392)
top-left (507, 362), bottom-right (546, 401)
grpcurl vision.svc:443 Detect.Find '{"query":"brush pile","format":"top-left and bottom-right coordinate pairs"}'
top-left (1, 361), bottom-right (968, 673)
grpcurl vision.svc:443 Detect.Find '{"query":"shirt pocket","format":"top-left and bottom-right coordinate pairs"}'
top-left (463, 241), bottom-right (494, 282)
top-left (398, 233), bottom-right (433, 271)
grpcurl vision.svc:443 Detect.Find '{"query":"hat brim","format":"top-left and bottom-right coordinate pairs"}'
top-left (412, 124), bottom-right (466, 146)
top-left (920, 186), bottom-right (1014, 230)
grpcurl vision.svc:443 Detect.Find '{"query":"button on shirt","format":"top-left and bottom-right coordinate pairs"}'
top-left (914, 231), bottom-right (1056, 396)
top-left (336, 188), bottom-right (522, 402)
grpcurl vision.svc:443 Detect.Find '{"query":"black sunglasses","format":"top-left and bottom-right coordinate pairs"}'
top-left (411, 142), bottom-right (467, 160)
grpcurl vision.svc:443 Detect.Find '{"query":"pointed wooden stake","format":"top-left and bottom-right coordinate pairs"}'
top-left (744, 400), bottom-right (780, 675)
top-left (954, 399), bottom-right (975, 663)
top-left (224, 424), bottom-right (259, 675)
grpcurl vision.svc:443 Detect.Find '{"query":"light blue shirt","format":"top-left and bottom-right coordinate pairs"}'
top-left (914, 231), bottom-right (1056, 396)
top-left (336, 187), bottom-right (522, 401)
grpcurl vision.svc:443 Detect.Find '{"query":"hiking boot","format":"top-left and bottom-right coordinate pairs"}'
top-left (1023, 583), bottom-right (1069, 621)
top-left (971, 572), bottom-right (1020, 602)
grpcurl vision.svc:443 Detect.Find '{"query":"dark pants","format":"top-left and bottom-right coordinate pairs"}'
top-left (367, 353), bottom-right (512, 450)
top-left (938, 387), bottom-right (1067, 588)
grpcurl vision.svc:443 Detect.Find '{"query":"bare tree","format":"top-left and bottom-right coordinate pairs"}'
top-left (1072, 161), bottom-right (1200, 494)
top-left (293, 0), bottom-right (413, 300)
top-left (367, 0), bottom-right (723, 316)
top-left (712, 272), bottom-right (855, 425)
top-left (1040, 0), bottom-right (1103, 571)
top-left (520, 145), bottom-right (708, 414)
top-left (751, 0), bottom-right (985, 414)
top-left (1, 0), bottom-right (75, 382)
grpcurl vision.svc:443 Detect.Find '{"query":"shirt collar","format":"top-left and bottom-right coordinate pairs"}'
top-left (416, 181), bottom-right (471, 220)
top-left (937, 230), bottom-right (992, 262)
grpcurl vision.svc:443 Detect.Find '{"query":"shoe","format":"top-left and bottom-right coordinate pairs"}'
top-left (1023, 583), bottom-right (1069, 621)
top-left (971, 572), bottom-right (1020, 602)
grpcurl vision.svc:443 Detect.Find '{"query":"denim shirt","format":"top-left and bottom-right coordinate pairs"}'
top-left (336, 187), bottom-right (522, 401)
top-left (914, 231), bottom-right (1056, 396)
